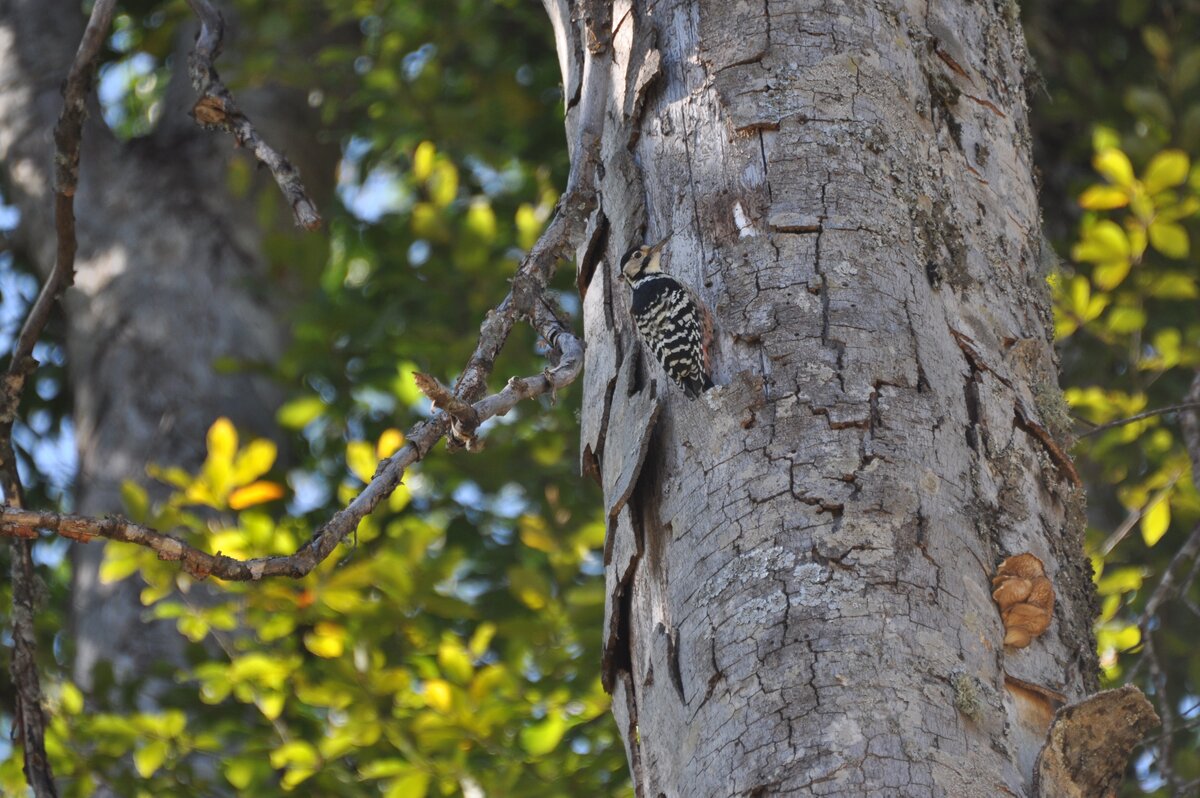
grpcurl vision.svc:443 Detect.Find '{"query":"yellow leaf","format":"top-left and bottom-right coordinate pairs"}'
top-left (429, 161), bottom-right (458, 207)
top-left (1092, 260), bottom-right (1131, 291)
top-left (229, 481), bottom-right (286, 510)
top-left (133, 739), bottom-right (169, 778)
top-left (1094, 148), bottom-right (1135, 187)
top-left (412, 141), bottom-right (436, 182)
top-left (232, 439), bottom-right (277, 486)
top-left (1141, 498), bottom-right (1170, 546)
top-left (258, 692), bottom-right (285, 720)
top-left (377, 428), bottom-right (405, 459)
top-left (304, 622), bottom-right (347, 658)
top-left (437, 637), bottom-right (474, 683)
top-left (1148, 220), bottom-right (1189, 258)
top-left (60, 683), bottom-right (84, 715)
top-left (277, 396), bottom-right (326, 429)
top-left (515, 203), bottom-right (542, 250)
top-left (424, 679), bottom-right (453, 712)
top-left (207, 418), bottom-right (238, 464)
top-left (1078, 185), bottom-right (1129, 210)
top-left (1072, 220), bottom-right (1129, 263)
top-left (518, 513), bottom-right (557, 552)
top-left (465, 199), bottom-right (497, 242)
top-left (1143, 149), bottom-right (1190, 194)
top-left (100, 546), bottom-right (144, 584)
top-left (346, 441), bottom-right (378, 483)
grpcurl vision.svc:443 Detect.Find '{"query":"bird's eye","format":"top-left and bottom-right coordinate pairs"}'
top-left (634, 253), bottom-right (642, 259)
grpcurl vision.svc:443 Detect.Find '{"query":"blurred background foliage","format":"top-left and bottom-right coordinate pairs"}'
top-left (1027, 1), bottom-right (1200, 794)
top-left (1, 0), bottom-right (1199, 795)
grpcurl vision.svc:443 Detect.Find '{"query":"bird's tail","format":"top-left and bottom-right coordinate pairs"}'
top-left (684, 373), bottom-right (715, 399)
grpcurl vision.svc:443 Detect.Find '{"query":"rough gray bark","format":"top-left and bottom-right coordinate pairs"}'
top-left (555, 0), bottom-right (1098, 794)
top-left (0, 0), bottom-right (333, 689)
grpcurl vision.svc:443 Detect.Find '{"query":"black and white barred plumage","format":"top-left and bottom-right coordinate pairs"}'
top-left (621, 240), bottom-right (714, 399)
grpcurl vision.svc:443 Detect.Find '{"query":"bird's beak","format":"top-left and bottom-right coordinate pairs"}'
top-left (648, 236), bottom-right (670, 255)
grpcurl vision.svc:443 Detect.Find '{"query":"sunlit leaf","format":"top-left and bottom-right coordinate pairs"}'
top-left (1148, 220), bottom-right (1189, 258)
top-left (437, 636), bottom-right (474, 683)
top-left (229, 481), bottom-right (286, 510)
top-left (277, 396), bottom-right (326, 429)
top-left (1078, 185), bottom-right (1129, 210)
top-left (1092, 260), bottom-right (1131, 291)
top-left (424, 679), bottom-right (453, 712)
top-left (1072, 220), bottom-right (1129, 263)
top-left (232, 440), bottom-right (278, 486)
top-left (412, 141), bottom-right (436, 182)
top-left (1093, 148), bottom-right (1135, 187)
top-left (1141, 498), bottom-right (1170, 546)
top-left (133, 738), bottom-right (169, 778)
top-left (304, 622), bottom-right (348, 658)
top-left (346, 440), bottom-right (378, 483)
top-left (377, 428), bottom-right (405, 459)
top-left (1143, 149), bottom-right (1189, 194)
top-left (520, 713), bottom-right (566, 756)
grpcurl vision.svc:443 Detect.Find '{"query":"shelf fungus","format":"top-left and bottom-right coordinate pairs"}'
top-left (992, 553), bottom-right (1054, 648)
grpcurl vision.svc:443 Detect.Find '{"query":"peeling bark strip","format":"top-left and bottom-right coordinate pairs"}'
top-left (565, 0), bottom-right (1098, 794)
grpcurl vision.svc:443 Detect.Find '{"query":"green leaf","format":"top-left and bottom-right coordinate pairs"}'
top-left (384, 770), bottom-right (431, 798)
top-left (120, 481), bottom-right (149, 520)
top-left (1148, 221), bottom-right (1189, 258)
top-left (1147, 273), bottom-right (1198, 299)
top-left (1143, 149), bottom-right (1190, 194)
top-left (1104, 305), bottom-right (1146, 335)
top-left (520, 713), bottom-right (566, 756)
top-left (224, 759), bottom-right (257, 790)
top-left (277, 396), bottom-right (326, 429)
top-left (100, 546), bottom-right (144, 585)
top-left (437, 636), bottom-right (474, 683)
top-left (1099, 564), bottom-right (1142, 595)
top-left (60, 683), bottom-right (84, 715)
top-left (1141, 498), bottom-right (1170, 546)
top-left (269, 740), bottom-right (319, 771)
top-left (134, 739), bottom-right (169, 778)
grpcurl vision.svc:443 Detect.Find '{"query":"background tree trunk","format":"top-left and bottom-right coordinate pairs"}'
top-left (556, 0), bottom-right (1099, 794)
top-left (0, 0), bottom-right (333, 691)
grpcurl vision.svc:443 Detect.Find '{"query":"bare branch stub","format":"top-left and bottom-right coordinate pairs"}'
top-left (184, 0), bottom-right (322, 230)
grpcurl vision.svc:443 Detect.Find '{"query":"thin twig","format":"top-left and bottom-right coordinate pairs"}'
top-left (1076, 400), bottom-right (1200, 439)
top-left (1181, 372), bottom-right (1200, 492)
top-left (183, 0), bottom-right (321, 230)
top-left (0, 339), bottom-right (583, 578)
top-left (0, 4), bottom-right (118, 795)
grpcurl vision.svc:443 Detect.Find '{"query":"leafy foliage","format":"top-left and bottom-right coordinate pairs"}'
top-left (1024, 3), bottom-right (1200, 790)
top-left (1, 0), bottom-right (627, 795)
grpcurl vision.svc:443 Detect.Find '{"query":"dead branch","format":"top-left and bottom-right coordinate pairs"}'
top-left (184, 0), bottom-right (322, 230)
top-left (0, 3), bottom-right (119, 795)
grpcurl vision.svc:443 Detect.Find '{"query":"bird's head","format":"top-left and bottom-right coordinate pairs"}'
top-left (620, 237), bottom-right (668, 283)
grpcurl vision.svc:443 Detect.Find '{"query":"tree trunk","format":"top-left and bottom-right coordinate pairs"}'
top-left (0, 0), bottom-right (333, 690)
top-left (557, 0), bottom-right (1098, 794)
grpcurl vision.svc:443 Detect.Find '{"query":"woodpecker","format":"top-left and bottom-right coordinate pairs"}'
top-left (621, 238), bottom-right (714, 398)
